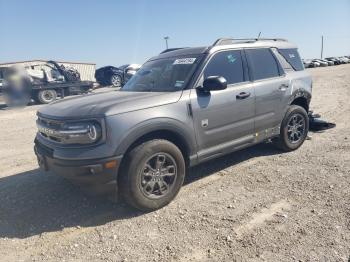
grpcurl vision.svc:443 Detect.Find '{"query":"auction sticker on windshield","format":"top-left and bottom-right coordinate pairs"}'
top-left (173, 58), bottom-right (196, 65)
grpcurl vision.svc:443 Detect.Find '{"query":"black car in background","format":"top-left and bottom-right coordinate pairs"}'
top-left (95, 64), bottom-right (141, 87)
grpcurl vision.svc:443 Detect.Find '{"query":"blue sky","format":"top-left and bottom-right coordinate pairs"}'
top-left (0, 0), bottom-right (349, 67)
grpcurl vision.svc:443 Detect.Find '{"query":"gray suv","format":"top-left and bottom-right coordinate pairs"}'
top-left (34, 38), bottom-right (312, 211)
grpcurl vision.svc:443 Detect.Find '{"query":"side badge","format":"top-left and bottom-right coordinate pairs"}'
top-left (201, 119), bottom-right (208, 127)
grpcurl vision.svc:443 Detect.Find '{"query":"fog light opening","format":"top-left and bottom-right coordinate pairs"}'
top-left (88, 164), bottom-right (103, 174)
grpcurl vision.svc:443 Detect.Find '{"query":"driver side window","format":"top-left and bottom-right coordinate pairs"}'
top-left (204, 50), bottom-right (245, 85)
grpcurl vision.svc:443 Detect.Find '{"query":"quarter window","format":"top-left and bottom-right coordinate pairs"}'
top-left (271, 48), bottom-right (293, 71)
top-left (246, 48), bottom-right (280, 80)
top-left (204, 50), bottom-right (244, 85)
top-left (278, 48), bottom-right (304, 71)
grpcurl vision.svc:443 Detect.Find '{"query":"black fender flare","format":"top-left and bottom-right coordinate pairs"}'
top-left (288, 88), bottom-right (311, 107)
top-left (114, 118), bottom-right (197, 161)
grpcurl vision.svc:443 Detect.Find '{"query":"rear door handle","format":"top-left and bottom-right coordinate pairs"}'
top-left (236, 92), bottom-right (251, 100)
top-left (279, 84), bottom-right (289, 91)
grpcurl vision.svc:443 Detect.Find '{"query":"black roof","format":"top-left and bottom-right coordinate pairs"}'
top-left (150, 47), bottom-right (208, 60)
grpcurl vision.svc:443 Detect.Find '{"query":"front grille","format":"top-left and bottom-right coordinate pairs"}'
top-left (37, 116), bottom-right (65, 143)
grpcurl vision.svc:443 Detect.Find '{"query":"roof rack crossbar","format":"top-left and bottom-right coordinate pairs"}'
top-left (213, 38), bottom-right (287, 46)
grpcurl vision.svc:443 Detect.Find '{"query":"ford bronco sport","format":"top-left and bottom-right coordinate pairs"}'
top-left (34, 38), bottom-right (312, 211)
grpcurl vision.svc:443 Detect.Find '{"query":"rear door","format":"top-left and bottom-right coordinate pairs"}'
top-left (190, 49), bottom-right (255, 161)
top-left (245, 48), bottom-right (289, 135)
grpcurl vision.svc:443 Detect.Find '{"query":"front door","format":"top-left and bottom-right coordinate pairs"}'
top-left (190, 49), bottom-right (255, 161)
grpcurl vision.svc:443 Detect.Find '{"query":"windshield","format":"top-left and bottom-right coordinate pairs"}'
top-left (121, 55), bottom-right (201, 92)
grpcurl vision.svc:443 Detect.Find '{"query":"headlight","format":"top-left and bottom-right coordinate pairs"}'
top-left (62, 121), bottom-right (102, 144)
top-left (37, 119), bottom-right (103, 145)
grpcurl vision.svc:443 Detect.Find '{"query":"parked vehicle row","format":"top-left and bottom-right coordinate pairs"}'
top-left (303, 56), bottom-right (350, 68)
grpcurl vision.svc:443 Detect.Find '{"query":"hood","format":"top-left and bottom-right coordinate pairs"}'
top-left (38, 90), bottom-right (182, 119)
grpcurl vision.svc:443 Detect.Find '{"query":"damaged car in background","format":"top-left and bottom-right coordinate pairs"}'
top-left (2, 60), bottom-right (93, 106)
top-left (95, 64), bottom-right (141, 87)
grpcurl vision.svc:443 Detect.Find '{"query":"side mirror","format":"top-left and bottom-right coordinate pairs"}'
top-left (201, 76), bottom-right (227, 92)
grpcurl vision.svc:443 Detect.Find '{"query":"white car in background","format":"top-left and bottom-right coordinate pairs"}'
top-left (326, 60), bottom-right (335, 66)
top-left (339, 57), bottom-right (350, 63)
top-left (312, 59), bottom-right (328, 67)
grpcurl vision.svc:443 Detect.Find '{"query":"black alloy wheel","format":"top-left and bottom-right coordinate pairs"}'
top-left (140, 153), bottom-right (177, 199)
top-left (286, 113), bottom-right (306, 144)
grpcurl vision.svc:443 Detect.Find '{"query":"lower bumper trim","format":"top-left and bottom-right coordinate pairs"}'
top-left (34, 144), bottom-right (123, 185)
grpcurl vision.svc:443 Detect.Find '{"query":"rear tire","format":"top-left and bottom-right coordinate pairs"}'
top-left (119, 139), bottom-right (185, 211)
top-left (273, 105), bottom-right (309, 152)
top-left (37, 89), bottom-right (57, 104)
top-left (38, 89), bottom-right (57, 104)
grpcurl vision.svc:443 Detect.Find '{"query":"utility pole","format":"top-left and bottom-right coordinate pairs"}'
top-left (164, 36), bottom-right (169, 49)
top-left (321, 35), bottom-right (324, 59)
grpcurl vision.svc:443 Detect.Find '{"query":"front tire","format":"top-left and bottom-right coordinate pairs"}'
top-left (120, 139), bottom-right (185, 211)
top-left (274, 105), bottom-right (309, 152)
top-left (110, 74), bottom-right (122, 87)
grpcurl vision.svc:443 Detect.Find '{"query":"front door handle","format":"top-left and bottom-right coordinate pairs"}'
top-left (236, 92), bottom-right (251, 99)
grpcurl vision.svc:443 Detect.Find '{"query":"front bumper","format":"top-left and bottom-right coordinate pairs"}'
top-left (34, 139), bottom-right (123, 186)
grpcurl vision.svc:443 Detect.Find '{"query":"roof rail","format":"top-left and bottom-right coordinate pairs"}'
top-left (213, 38), bottom-right (288, 46)
top-left (160, 47), bottom-right (188, 54)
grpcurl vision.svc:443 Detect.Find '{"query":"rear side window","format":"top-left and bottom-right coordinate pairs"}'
top-left (204, 50), bottom-right (244, 85)
top-left (246, 48), bottom-right (280, 81)
top-left (278, 48), bottom-right (304, 71)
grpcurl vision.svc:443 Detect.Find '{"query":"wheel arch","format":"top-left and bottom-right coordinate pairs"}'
top-left (115, 120), bottom-right (197, 172)
top-left (289, 89), bottom-right (311, 113)
top-left (110, 72), bottom-right (123, 78)
top-left (109, 68), bottom-right (123, 78)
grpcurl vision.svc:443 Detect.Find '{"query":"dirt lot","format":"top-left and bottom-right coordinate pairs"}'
top-left (0, 65), bottom-right (349, 261)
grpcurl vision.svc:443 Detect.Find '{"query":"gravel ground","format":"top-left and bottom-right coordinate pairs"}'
top-left (0, 65), bottom-right (349, 261)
